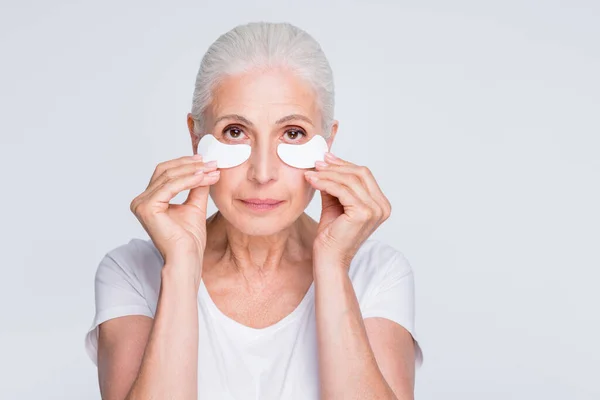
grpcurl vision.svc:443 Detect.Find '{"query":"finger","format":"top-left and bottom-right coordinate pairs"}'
top-left (146, 169), bottom-right (220, 207)
top-left (133, 161), bottom-right (217, 214)
top-left (148, 154), bottom-right (204, 187)
top-left (183, 171), bottom-right (219, 211)
top-left (320, 186), bottom-right (342, 211)
top-left (307, 169), bottom-right (382, 218)
top-left (147, 160), bottom-right (217, 194)
top-left (318, 158), bottom-right (391, 217)
top-left (321, 155), bottom-right (383, 196)
top-left (324, 152), bottom-right (350, 166)
top-left (304, 173), bottom-right (367, 219)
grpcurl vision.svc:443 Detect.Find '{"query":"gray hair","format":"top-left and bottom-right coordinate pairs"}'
top-left (190, 21), bottom-right (335, 138)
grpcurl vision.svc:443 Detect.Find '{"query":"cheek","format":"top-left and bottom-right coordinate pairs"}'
top-left (209, 169), bottom-right (241, 198)
top-left (282, 168), bottom-right (312, 194)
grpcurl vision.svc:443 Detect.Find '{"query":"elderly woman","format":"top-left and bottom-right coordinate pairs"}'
top-left (84, 21), bottom-right (423, 400)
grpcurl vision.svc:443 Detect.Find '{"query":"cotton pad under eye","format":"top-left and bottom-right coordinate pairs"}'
top-left (196, 134), bottom-right (251, 168)
top-left (277, 135), bottom-right (329, 169)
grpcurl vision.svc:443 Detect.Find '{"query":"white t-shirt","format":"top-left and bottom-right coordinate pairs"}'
top-left (84, 237), bottom-right (423, 399)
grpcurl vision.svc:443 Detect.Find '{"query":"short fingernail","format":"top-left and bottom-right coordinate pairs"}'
top-left (315, 161), bottom-right (328, 168)
top-left (205, 160), bottom-right (217, 167)
top-left (207, 170), bottom-right (220, 177)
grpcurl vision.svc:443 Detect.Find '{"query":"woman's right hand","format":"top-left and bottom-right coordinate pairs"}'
top-left (129, 154), bottom-right (220, 286)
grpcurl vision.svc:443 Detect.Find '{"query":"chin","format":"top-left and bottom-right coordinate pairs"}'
top-left (240, 221), bottom-right (288, 236)
top-left (230, 212), bottom-right (295, 236)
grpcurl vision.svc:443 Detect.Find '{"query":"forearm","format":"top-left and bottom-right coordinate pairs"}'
top-left (313, 263), bottom-right (398, 400)
top-left (126, 266), bottom-right (199, 400)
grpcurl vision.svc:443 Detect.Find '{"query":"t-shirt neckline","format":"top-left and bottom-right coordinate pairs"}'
top-left (198, 278), bottom-right (315, 338)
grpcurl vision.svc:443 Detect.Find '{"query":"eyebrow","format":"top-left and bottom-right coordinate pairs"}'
top-left (214, 113), bottom-right (314, 127)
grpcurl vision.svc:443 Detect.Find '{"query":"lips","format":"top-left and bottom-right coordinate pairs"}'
top-left (241, 198), bottom-right (283, 205)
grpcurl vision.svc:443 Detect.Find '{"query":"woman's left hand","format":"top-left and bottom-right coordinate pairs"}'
top-left (305, 152), bottom-right (392, 270)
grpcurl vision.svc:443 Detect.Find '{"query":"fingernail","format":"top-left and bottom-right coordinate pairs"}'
top-left (325, 152), bottom-right (338, 161)
top-left (315, 161), bottom-right (328, 168)
top-left (192, 154), bottom-right (202, 160)
top-left (205, 160), bottom-right (217, 167)
top-left (207, 170), bottom-right (220, 177)
top-left (305, 171), bottom-right (318, 181)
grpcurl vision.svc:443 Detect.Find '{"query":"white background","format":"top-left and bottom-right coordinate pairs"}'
top-left (1, 1), bottom-right (598, 399)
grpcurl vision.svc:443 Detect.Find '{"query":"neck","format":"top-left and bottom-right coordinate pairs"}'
top-left (205, 211), bottom-right (317, 277)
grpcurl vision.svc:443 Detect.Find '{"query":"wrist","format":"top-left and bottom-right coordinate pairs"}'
top-left (313, 249), bottom-right (353, 271)
top-left (312, 260), bottom-right (350, 292)
top-left (312, 255), bottom-right (352, 277)
top-left (161, 264), bottom-right (202, 294)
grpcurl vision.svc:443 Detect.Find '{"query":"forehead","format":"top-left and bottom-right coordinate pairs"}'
top-left (208, 67), bottom-right (321, 124)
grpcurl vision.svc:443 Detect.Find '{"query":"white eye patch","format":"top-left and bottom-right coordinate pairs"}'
top-left (196, 134), bottom-right (329, 169)
top-left (196, 134), bottom-right (251, 168)
top-left (277, 135), bottom-right (329, 168)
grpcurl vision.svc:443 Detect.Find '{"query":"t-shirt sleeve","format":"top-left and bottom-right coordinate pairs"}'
top-left (361, 250), bottom-right (424, 368)
top-left (84, 246), bottom-right (154, 366)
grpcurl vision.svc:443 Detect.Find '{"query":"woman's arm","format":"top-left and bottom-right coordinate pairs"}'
top-left (313, 263), bottom-right (412, 400)
top-left (97, 154), bottom-right (217, 399)
top-left (97, 316), bottom-right (152, 400)
top-left (306, 152), bottom-right (417, 399)
top-left (97, 266), bottom-right (199, 400)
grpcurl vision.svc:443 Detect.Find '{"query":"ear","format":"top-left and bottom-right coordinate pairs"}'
top-left (325, 119), bottom-right (339, 150)
top-left (187, 113), bottom-right (200, 154)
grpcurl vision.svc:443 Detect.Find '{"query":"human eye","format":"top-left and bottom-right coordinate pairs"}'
top-left (222, 125), bottom-right (249, 143)
top-left (282, 128), bottom-right (307, 144)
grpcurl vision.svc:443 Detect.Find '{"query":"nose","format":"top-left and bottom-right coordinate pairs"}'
top-left (246, 138), bottom-right (279, 185)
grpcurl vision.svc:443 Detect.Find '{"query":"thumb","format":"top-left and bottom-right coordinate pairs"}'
top-left (320, 189), bottom-right (341, 211)
top-left (319, 190), bottom-right (343, 225)
top-left (183, 185), bottom-right (210, 212)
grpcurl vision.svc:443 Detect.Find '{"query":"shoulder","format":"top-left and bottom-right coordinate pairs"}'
top-left (85, 238), bottom-right (163, 365)
top-left (347, 239), bottom-right (414, 306)
top-left (350, 239), bottom-right (423, 367)
top-left (102, 237), bottom-right (163, 269)
top-left (96, 238), bottom-right (163, 311)
top-left (349, 238), bottom-right (413, 284)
